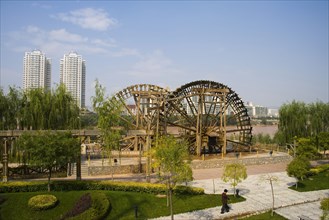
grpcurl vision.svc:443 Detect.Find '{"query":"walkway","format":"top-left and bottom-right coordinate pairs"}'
top-left (152, 172), bottom-right (329, 220)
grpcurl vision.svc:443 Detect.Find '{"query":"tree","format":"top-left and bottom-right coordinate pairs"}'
top-left (0, 85), bottom-right (80, 131)
top-left (222, 163), bottom-right (247, 196)
top-left (261, 174), bottom-right (278, 216)
top-left (92, 80), bottom-right (123, 179)
top-left (16, 131), bottom-right (80, 191)
top-left (296, 137), bottom-right (319, 159)
top-left (278, 101), bottom-right (308, 144)
top-left (309, 102), bottom-right (329, 136)
top-left (318, 132), bottom-right (329, 156)
top-left (152, 135), bottom-right (192, 220)
top-left (0, 86), bottom-right (24, 130)
top-left (278, 101), bottom-right (329, 144)
top-left (286, 157), bottom-right (310, 188)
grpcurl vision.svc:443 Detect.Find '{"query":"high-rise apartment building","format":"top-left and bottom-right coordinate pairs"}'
top-left (23, 50), bottom-right (51, 91)
top-left (60, 52), bottom-right (86, 108)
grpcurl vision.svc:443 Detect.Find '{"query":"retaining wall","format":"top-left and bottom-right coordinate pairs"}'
top-left (191, 155), bottom-right (293, 169)
top-left (87, 154), bottom-right (292, 176)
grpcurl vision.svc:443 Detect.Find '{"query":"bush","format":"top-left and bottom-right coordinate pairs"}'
top-left (287, 157), bottom-right (311, 181)
top-left (28, 194), bottom-right (58, 210)
top-left (0, 181), bottom-right (48, 193)
top-left (174, 185), bottom-right (204, 195)
top-left (321, 198), bottom-right (329, 211)
top-left (308, 164), bottom-right (329, 176)
top-left (321, 198), bottom-right (329, 220)
top-left (62, 193), bottom-right (92, 219)
top-left (66, 192), bottom-right (110, 220)
top-left (0, 180), bottom-right (204, 195)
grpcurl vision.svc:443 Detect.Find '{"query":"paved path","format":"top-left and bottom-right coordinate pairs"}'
top-left (151, 172), bottom-right (329, 220)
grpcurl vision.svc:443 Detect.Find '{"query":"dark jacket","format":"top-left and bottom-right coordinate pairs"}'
top-left (222, 192), bottom-right (228, 204)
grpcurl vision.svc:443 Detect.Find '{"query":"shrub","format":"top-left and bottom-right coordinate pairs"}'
top-left (66, 192), bottom-right (110, 220)
top-left (321, 198), bottom-right (329, 220)
top-left (174, 185), bottom-right (204, 195)
top-left (62, 193), bottom-right (92, 219)
top-left (0, 180), bottom-right (204, 195)
top-left (308, 164), bottom-right (329, 176)
top-left (28, 194), bottom-right (58, 210)
top-left (0, 181), bottom-right (48, 193)
top-left (321, 198), bottom-right (329, 210)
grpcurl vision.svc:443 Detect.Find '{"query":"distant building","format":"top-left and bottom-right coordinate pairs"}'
top-left (268, 108), bottom-right (279, 117)
top-left (60, 52), bottom-right (86, 108)
top-left (245, 102), bottom-right (268, 118)
top-left (23, 50), bottom-right (51, 91)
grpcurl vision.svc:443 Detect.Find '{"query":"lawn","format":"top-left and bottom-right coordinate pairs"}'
top-left (241, 211), bottom-right (287, 220)
top-left (290, 170), bottom-right (329, 192)
top-left (0, 190), bottom-right (245, 220)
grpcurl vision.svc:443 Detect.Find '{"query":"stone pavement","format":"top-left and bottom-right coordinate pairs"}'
top-left (152, 172), bottom-right (329, 220)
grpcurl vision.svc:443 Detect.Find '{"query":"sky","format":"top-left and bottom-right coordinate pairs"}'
top-left (1, 0), bottom-right (328, 109)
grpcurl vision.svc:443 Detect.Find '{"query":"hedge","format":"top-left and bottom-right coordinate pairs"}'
top-left (62, 193), bottom-right (92, 219)
top-left (28, 194), bottom-right (58, 211)
top-left (67, 192), bottom-right (110, 220)
top-left (0, 180), bottom-right (204, 195)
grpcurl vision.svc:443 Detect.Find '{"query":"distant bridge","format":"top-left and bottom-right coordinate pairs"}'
top-left (0, 130), bottom-right (100, 138)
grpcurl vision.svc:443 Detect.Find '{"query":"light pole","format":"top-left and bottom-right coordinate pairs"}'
top-left (76, 116), bottom-right (82, 180)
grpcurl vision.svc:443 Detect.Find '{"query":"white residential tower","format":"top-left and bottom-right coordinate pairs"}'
top-left (60, 52), bottom-right (86, 108)
top-left (23, 50), bottom-right (51, 91)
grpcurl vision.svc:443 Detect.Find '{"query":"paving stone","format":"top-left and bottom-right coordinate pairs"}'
top-left (151, 172), bottom-right (329, 220)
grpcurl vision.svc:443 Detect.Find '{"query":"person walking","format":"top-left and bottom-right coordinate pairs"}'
top-left (221, 189), bottom-right (230, 214)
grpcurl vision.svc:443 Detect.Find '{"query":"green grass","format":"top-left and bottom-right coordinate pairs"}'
top-left (241, 211), bottom-right (287, 220)
top-left (0, 191), bottom-right (245, 220)
top-left (290, 170), bottom-right (329, 192)
top-left (0, 191), bottom-right (82, 220)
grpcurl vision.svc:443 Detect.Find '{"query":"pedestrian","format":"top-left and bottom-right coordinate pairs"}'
top-left (221, 189), bottom-right (230, 214)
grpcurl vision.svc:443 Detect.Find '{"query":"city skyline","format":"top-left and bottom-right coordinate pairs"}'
top-left (1, 1), bottom-right (328, 108)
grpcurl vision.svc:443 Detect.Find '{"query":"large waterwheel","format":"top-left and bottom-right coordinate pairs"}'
top-left (114, 84), bottom-right (169, 151)
top-left (165, 80), bottom-right (252, 155)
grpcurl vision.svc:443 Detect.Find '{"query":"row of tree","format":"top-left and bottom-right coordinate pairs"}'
top-left (276, 100), bottom-right (329, 144)
top-left (0, 85), bottom-right (80, 130)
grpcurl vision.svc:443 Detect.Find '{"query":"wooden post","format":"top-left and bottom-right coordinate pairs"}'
top-left (2, 139), bottom-right (8, 182)
top-left (76, 153), bottom-right (81, 180)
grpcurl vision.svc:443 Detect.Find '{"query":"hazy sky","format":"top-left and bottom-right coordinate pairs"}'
top-left (1, 1), bottom-right (328, 108)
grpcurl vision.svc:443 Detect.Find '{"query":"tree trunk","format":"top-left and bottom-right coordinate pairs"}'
top-left (270, 179), bottom-right (274, 216)
top-left (47, 168), bottom-right (52, 192)
top-left (233, 166), bottom-right (236, 197)
top-left (108, 151), bottom-right (113, 180)
top-left (169, 187), bottom-right (174, 220)
top-left (167, 179), bottom-right (170, 207)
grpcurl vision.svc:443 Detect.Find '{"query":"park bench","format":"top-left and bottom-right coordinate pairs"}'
top-left (298, 215), bottom-right (312, 220)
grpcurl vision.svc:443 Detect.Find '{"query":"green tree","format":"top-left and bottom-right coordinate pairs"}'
top-left (278, 101), bottom-right (308, 144)
top-left (278, 101), bottom-right (329, 144)
top-left (16, 131), bottom-right (80, 191)
top-left (286, 157), bottom-right (310, 188)
top-left (261, 174), bottom-right (279, 216)
top-left (152, 135), bottom-right (192, 220)
top-left (309, 102), bottom-right (329, 136)
top-left (0, 85), bottom-right (80, 131)
top-left (222, 163), bottom-right (247, 196)
top-left (318, 132), bottom-right (329, 156)
top-left (92, 80), bottom-right (123, 178)
top-left (0, 87), bottom-right (24, 130)
top-left (296, 137), bottom-right (319, 159)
